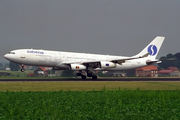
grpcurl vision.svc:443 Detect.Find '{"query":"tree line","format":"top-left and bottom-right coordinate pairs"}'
top-left (158, 52), bottom-right (180, 70)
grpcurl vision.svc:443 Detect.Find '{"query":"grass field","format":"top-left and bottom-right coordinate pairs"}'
top-left (0, 70), bottom-right (34, 77)
top-left (1, 90), bottom-right (180, 119)
top-left (1, 80), bottom-right (180, 119)
top-left (1, 72), bottom-right (180, 119)
top-left (1, 81), bottom-right (180, 92)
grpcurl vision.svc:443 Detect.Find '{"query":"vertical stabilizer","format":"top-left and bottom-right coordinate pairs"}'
top-left (134, 36), bottom-right (165, 59)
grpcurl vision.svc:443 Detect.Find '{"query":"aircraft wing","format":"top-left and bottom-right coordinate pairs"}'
top-left (61, 60), bottom-right (100, 65)
top-left (62, 53), bottom-right (150, 65)
top-left (111, 52), bottom-right (150, 64)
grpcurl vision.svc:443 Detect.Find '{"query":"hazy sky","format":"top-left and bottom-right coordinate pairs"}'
top-left (0, 0), bottom-right (180, 62)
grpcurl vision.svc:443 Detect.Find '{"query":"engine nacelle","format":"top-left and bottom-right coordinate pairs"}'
top-left (70, 64), bottom-right (87, 70)
top-left (100, 61), bottom-right (116, 68)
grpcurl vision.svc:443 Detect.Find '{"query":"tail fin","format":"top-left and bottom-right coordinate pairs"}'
top-left (134, 36), bottom-right (165, 59)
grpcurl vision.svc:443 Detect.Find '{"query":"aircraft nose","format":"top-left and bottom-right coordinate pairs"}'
top-left (4, 54), bottom-right (9, 60)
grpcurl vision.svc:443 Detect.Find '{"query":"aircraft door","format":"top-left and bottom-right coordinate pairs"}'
top-left (21, 51), bottom-right (26, 59)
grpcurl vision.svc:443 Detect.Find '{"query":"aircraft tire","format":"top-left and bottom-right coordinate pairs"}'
top-left (92, 75), bottom-right (97, 80)
top-left (81, 75), bottom-right (86, 80)
top-left (21, 69), bottom-right (25, 72)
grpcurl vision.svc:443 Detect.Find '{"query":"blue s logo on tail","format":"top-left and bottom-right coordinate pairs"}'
top-left (148, 45), bottom-right (157, 56)
top-left (134, 36), bottom-right (164, 58)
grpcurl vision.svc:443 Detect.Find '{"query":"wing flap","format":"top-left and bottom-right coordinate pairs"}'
top-left (111, 52), bottom-right (150, 64)
top-left (61, 60), bottom-right (100, 65)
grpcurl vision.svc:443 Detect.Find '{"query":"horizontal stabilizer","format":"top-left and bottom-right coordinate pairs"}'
top-left (146, 57), bottom-right (176, 65)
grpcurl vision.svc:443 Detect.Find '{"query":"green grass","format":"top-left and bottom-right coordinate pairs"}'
top-left (1, 81), bottom-right (180, 92)
top-left (0, 90), bottom-right (180, 119)
top-left (0, 70), bottom-right (34, 77)
top-left (1, 79), bottom-right (180, 119)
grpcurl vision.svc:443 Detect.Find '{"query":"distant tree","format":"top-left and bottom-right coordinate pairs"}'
top-left (50, 69), bottom-right (55, 74)
top-left (30, 66), bottom-right (38, 70)
top-left (174, 53), bottom-right (180, 69)
top-left (159, 53), bottom-right (180, 70)
top-left (0, 63), bottom-right (3, 67)
top-left (61, 70), bottom-right (75, 77)
top-left (0, 63), bottom-right (5, 70)
top-left (96, 71), bottom-right (111, 77)
top-left (174, 53), bottom-right (180, 60)
top-left (47, 69), bottom-right (55, 74)
top-left (166, 53), bottom-right (174, 58)
top-left (9, 62), bottom-right (20, 71)
top-left (4, 63), bottom-right (9, 67)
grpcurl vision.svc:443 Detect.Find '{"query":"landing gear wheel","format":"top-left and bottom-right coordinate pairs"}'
top-left (81, 75), bottom-right (86, 80)
top-left (20, 64), bottom-right (25, 72)
top-left (21, 69), bottom-right (25, 72)
top-left (92, 75), bottom-right (97, 80)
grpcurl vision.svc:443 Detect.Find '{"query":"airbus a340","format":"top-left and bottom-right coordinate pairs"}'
top-left (4, 36), bottom-right (165, 79)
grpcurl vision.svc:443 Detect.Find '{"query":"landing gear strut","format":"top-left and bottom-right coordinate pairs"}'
top-left (81, 75), bottom-right (87, 80)
top-left (92, 75), bottom-right (97, 80)
top-left (20, 64), bottom-right (25, 72)
top-left (87, 71), bottom-right (97, 80)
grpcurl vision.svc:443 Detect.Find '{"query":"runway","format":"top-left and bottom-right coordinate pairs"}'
top-left (0, 77), bottom-right (180, 82)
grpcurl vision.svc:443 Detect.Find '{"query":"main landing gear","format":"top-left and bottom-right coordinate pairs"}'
top-left (20, 64), bottom-right (25, 72)
top-left (76, 71), bottom-right (97, 80)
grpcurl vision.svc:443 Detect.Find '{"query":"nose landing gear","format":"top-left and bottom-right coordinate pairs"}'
top-left (20, 64), bottom-right (25, 72)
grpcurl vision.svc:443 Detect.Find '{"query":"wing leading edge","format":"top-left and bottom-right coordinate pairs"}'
top-left (62, 53), bottom-right (150, 65)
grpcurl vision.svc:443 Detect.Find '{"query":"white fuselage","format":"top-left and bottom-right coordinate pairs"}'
top-left (4, 49), bottom-right (148, 71)
top-left (4, 36), bottom-right (165, 79)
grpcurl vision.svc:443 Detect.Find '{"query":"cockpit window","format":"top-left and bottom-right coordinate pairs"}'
top-left (8, 52), bottom-right (15, 54)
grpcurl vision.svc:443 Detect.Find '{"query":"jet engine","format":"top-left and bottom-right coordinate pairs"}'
top-left (70, 64), bottom-right (87, 70)
top-left (100, 61), bottom-right (116, 68)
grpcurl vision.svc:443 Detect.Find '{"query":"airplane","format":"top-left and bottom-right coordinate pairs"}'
top-left (4, 36), bottom-right (165, 79)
